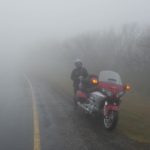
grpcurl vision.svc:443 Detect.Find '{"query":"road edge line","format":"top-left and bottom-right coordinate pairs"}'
top-left (24, 75), bottom-right (41, 150)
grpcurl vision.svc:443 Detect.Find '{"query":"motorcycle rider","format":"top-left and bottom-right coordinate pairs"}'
top-left (71, 59), bottom-right (88, 94)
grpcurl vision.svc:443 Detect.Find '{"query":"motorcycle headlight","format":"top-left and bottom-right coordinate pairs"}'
top-left (101, 88), bottom-right (112, 96)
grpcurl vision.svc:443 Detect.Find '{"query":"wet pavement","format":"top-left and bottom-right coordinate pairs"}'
top-left (0, 72), bottom-right (149, 150)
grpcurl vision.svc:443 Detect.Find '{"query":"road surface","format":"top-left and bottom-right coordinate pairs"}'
top-left (0, 72), bottom-right (33, 150)
top-left (0, 72), bottom-right (149, 150)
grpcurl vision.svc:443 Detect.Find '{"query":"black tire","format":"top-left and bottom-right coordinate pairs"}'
top-left (103, 111), bottom-right (118, 131)
top-left (73, 96), bottom-right (78, 109)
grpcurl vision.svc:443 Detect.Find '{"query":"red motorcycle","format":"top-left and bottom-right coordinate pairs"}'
top-left (75, 71), bottom-right (131, 130)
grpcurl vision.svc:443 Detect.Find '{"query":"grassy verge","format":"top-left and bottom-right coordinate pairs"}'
top-left (118, 92), bottom-right (150, 143)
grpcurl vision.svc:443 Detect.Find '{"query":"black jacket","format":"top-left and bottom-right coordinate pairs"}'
top-left (71, 67), bottom-right (88, 87)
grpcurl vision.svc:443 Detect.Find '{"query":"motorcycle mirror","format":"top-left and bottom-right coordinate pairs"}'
top-left (124, 84), bottom-right (131, 92)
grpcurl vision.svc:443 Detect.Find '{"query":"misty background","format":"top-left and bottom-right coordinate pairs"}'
top-left (1, 0), bottom-right (150, 143)
top-left (0, 0), bottom-right (150, 95)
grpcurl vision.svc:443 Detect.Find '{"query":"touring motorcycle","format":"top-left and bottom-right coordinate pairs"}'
top-left (74, 71), bottom-right (131, 130)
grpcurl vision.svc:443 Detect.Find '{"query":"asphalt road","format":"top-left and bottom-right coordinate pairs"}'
top-left (0, 72), bottom-right (33, 150)
top-left (31, 77), bottom-right (150, 150)
top-left (0, 72), bottom-right (149, 150)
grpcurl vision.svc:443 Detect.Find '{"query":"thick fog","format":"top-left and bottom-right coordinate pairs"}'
top-left (1, 1), bottom-right (150, 147)
top-left (0, 0), bottom-right (150, 94)
top-left (1, 0), bottom-right (150, 42)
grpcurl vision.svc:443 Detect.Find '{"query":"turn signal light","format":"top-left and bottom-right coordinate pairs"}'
top-left (91, 78), bottom-right (98, 84)
top-left (124, 84), bottom-right (131, 91)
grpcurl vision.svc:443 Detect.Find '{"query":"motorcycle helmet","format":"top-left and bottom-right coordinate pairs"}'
top-left (75, 58), bottom-right (83, 68)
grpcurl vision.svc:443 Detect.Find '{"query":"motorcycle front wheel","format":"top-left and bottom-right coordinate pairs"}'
top-left (103, 111), bottom-right (118, 131)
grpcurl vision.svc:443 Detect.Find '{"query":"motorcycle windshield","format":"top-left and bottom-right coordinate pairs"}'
top-left (99, 71), bottom-right (122, 85)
